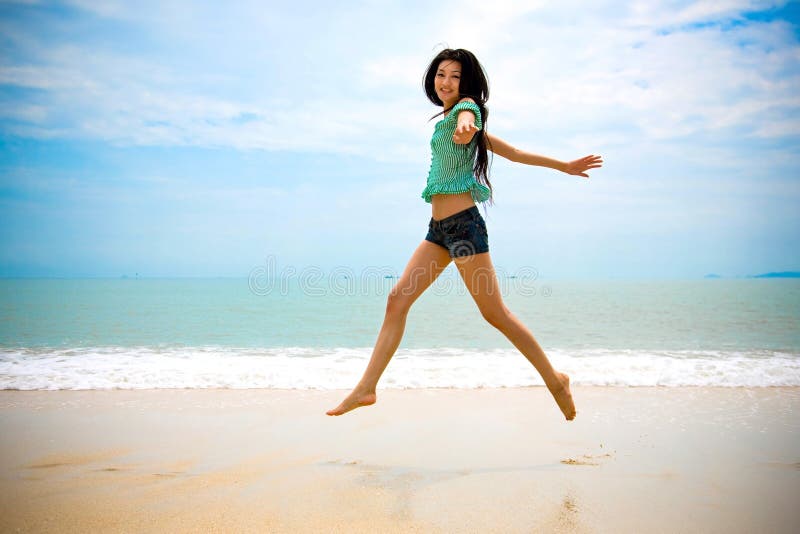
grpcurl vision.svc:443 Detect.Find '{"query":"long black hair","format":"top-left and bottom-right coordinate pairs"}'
top-left (423, 48), bottom-right (493, 205)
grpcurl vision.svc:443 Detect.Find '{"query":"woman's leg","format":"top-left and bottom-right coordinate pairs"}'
top-left (326, 240), bottom-right (452, 416)
top-left (453, 251), bottom-right (577, 420)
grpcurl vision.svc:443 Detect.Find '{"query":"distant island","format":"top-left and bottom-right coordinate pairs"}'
top-left (703, 271), bottom-right (800, 279)
top-left (749, 271), bottom-right (800, 278)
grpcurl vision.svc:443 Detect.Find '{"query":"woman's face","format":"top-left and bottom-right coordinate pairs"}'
top-left (435, 59), bottom-right (461, 107)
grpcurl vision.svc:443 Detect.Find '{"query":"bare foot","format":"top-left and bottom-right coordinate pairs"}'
top-left (326, 387), bottom-right (377, 416)
top-left (548, 372), bottom-right (576, 421)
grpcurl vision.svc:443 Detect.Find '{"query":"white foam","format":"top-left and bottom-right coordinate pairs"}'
top-left (1, 346), bottom-right (798, 390)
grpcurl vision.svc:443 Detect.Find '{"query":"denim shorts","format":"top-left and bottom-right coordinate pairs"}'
top-left (425, 206), bottom-right (490, 258)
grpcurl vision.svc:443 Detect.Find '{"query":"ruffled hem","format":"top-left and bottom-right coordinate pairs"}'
top-left (421, 182), bottom-right (491, 204)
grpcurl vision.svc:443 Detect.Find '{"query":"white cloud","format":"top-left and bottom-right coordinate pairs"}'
top-left (0, 0), bottom-right (797, 162)
top-left (0, 101), bottom-right (47, 122)
top-left (62, 0), bottom-right (130, 19)
top-left (629, 0), bottom-right (788, 26)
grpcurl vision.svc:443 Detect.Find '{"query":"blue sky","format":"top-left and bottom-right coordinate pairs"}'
top-left (1, 0), bottom-right (798, 279)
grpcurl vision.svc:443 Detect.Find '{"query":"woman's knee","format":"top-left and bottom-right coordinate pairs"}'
top-left (385, 290), bottom-right (412, 316)
top-left (480, 305), bottom-right (512, 330)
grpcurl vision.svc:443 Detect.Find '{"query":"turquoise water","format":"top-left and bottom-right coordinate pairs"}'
top-left (2, 277), bottom-right (798, 350)
top-left (1, 277), bottom-right (798, 389)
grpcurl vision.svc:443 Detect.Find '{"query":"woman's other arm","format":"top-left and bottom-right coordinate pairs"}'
top-left (485, 132), bottom-right (603, 178)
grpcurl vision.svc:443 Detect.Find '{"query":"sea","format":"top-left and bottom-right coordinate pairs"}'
top-left (1, 274), bottom-right (798, 390)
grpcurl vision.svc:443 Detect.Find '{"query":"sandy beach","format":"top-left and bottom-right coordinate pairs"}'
top-left (1, 386), bottom-right (798, 533)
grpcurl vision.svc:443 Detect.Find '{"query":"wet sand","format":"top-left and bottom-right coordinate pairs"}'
top-left (1, 387), bottom-right (798, 533)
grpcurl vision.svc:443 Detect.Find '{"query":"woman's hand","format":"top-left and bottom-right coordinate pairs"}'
top-left (564, 155), bottom-right (604, 178)
top-left (452, 121), bottom-right (479, 145)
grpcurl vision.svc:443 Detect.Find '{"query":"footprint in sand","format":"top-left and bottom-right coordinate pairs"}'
top-left (560, 452), bottom-right (614, 466)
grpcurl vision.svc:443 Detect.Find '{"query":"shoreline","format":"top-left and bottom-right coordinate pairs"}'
top-left (1, 387), bottom-right (798, 532)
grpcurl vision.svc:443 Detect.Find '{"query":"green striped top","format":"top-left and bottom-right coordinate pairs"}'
top-left (421, 100), bottom-right (491, 204)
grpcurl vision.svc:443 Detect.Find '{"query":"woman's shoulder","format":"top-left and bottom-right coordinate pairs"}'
top-left (438, 98), bottom-right (482, 126)
top-left (449, 98), bottom-right (480, 114)
top-left (450, 98), bottom-right (482, 127)
top-left (452, 98), bottom-right (480, 114)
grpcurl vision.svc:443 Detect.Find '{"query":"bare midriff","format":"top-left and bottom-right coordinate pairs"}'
top-left (430, 191), bottom-right (476, 221)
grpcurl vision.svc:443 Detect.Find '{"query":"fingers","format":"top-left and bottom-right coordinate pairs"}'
top-left (452, 123), bottom-right (478, 143)
top-left (570, 156), bottom-right (603, 167)
top-left (568, 155), bottom-right (603, 176)
top-left (456, 123), bottom-right (477, 133)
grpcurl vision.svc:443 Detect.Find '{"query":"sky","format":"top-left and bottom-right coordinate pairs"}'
top-left (0, 0), bottom-right (799, 280)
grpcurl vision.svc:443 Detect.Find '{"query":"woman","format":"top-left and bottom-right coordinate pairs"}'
top-left (326, 48), bottom-right (602, 420)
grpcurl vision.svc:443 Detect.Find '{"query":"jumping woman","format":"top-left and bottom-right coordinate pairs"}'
top-left (326, 48), bottom-right (602, 421)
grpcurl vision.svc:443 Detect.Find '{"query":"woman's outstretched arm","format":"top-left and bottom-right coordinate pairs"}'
top-left (485, 132), bottom-right (603, 178)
